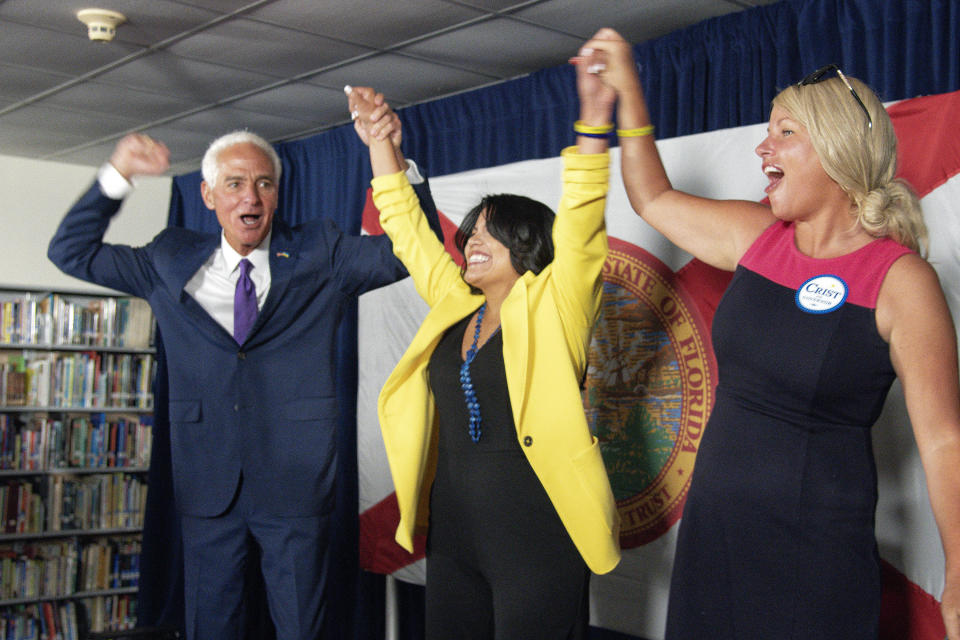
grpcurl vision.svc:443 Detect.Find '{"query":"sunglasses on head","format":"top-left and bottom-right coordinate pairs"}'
top-left (797, 64), bottom-right (873, 131)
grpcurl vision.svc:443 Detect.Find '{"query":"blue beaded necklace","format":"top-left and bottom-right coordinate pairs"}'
top-left (460, 302), bottom-right (495, 443)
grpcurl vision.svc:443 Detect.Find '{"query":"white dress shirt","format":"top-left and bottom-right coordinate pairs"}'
top-left (183, 234), bottom-right (272, 336)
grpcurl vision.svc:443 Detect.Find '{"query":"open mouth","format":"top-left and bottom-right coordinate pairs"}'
top-left (763, 165), bottom-right (784, 193)
top-left (240, 214), bottom-right (262, 226)
top-left (467, 253), bottom-right (490, 265)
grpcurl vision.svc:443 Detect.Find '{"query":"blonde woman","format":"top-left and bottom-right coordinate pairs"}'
top-left (584, 27), bottom-right (960, 640)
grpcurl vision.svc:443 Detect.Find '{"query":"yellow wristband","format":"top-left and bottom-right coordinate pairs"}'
top-left (617, 125), bottom-right (655, 137)
top-left (574, 120), bottom-right (614, 135)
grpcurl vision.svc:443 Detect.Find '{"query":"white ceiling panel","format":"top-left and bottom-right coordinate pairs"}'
top-left (228, 83), bottom-right (351, 128)
top-left (0, 104), bottom-right (141, 154)
top-left (515, 0), bottom-right (742, 42)
top-left (245, 0), bottom-right (486, 47)
top-left (176, 0), bottom-right (275, 13)
top-left (165, 18), bottom-right (373, 78)
top-left (0, 21), bottom-right (140, 75)
top-left (399, 18), bottom-right (586, 78)
top-left (93, 52), bottom-right (279, 102)
top-left (0, 64), bottom-right (75, 102)
top-left (42, 82), bottom-right (198, 121)
top-left (306, 53), bottom-right (498, 105)
top-left (119, 124), bottom-right (220, 172)
top-left (159, 104), bottom-right (315, 140)
top-left (457, 0), bottom-right (543, 10)
top-left (51, 140), bottom-right (145, 169)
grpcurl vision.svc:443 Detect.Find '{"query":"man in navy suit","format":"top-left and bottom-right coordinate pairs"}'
top-left (48, 103), bottom-right (437, 639)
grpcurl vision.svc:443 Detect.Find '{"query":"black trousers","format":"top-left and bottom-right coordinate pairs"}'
top-left (424, 547), bottom-right (589, 640)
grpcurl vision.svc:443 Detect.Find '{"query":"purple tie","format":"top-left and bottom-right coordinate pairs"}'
top-left (234, 258), bottom-right (257, 344)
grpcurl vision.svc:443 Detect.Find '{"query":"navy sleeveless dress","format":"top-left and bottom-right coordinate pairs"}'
top-left (665, 221), bottom-right (913, 639)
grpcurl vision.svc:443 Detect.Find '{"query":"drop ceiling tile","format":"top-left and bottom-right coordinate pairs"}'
top-left (228, 83), bottom-right (348, 128)
top-left (454, 0), bottom-right (540, 11)
top-left (0, 21), bottom-right (142, 76)
top-left (101, 2), bottom-right (226, 48)
top-left (51, 141), bottom-right (143, 169)
top-left (515, 0), bottom-right (743, 42)
top-left (150, 104), bottom-right (311, 143)
top-left (245, 0), bottom-right (485, 47)
top-left (132, 125), bottom-right (213, 173)
top-left (175, 0), bottom-right (266, 13)
top-left (400, 19), bottom-right (584, 78)
top-left (56, 123), bottom-right (226, 175)
top-left (306, 54), bottom-right (496, 105)
top-left (41, 83), bottom-right (196, 123)
top-left (0, 105), bottom-right (141, 158)
top-left (94, 52), bottom-right (279, 103)
top-left (166, 18), bottom-right (372, 78)
top-left (0, 64), bottom-right (74, 102)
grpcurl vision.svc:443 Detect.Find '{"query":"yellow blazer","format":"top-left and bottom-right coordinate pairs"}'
top-left (372, 147), bottom-right (621, 574)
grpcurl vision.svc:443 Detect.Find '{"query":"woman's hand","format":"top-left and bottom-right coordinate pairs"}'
top-left (570, 43), bottom-right (616, 124)
top-left (345, 85), bottom-right (401, 148)
top-left (579, 28), bottom-right (642, 99)
top-left (345, 85), bottom-right (404, 176)
top-left (569, 33), bottom-right (618, 154)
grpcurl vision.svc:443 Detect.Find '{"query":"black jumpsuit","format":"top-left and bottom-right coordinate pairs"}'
top-left (425, 314), bottom-right (589, 640)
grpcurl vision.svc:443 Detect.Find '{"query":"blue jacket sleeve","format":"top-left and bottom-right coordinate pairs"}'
top-left (47, 182), bottom-right (158, 297)
top-left (331, 164), bottom-right (444, 297)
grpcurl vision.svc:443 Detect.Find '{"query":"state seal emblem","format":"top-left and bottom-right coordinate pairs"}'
top-left (584, 238), bottom-right (720, 548)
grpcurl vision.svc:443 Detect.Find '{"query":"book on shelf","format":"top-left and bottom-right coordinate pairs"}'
top-left (0, 292), bottom-right (154, 350)
top-left (0, 361), bottom-right (27, 407)
top-left (40, 601), bottom-right (58, 640)
top-left (0, 473), bottom-right (146, 535)
top-left (0, 293), bottom-right (51, 346)
top-left (50, 352), bottom-right (155, 410)
top-left (77, 592), bottom-right (138, 634)
top-left (0, 595), bottom-right (81, 640)
top-left (0, 415), bottom-right (152, 472)
top-left (0, 539), bottom-right (78, 600)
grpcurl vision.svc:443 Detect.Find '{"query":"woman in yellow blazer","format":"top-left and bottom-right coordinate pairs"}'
top-left (348, 52), bottom-right (621, 639)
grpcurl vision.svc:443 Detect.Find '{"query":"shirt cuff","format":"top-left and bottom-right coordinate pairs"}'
top-left (404, 158), bottom-right (424, 185)
top-left (98, 163), bottom-right (133, 200)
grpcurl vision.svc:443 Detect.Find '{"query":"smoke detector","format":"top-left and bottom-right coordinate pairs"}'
top-left (76, 8), bottom-right (126, 42)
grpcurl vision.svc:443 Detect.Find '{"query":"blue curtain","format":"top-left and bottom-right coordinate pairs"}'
top-left (140, 0), bottom-right (960, 637)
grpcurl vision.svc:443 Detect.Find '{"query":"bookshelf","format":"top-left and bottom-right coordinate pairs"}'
top-left (0, 288), bottom-right (155, 640)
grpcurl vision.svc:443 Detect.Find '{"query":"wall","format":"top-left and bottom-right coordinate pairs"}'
top-left (0, 153), bottom-right (173, 293)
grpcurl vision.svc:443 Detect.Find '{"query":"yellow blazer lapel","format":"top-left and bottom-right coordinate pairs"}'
top-left (501, 272), bottom-right (531, 433)
top-left (382, 287), bottom-right (480, 403)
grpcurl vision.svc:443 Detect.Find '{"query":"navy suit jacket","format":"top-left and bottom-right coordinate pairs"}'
top-left (49, 179), bottom-right (439, 519)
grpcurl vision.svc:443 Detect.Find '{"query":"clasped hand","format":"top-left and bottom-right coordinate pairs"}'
top-left (344, 85), bottom-right (401, 148)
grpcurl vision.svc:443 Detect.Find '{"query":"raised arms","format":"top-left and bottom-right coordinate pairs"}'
top-left (582, 28), bottom-right (774, 270)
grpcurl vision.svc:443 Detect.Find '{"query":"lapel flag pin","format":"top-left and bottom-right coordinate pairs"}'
top-left (276, 251), bottom-right (290, 258)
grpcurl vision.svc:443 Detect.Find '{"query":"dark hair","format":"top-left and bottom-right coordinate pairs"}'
top-left (454, 194), bottom-right (556, 290)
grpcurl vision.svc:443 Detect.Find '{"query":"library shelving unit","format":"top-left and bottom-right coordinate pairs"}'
top-left (0, 288), bottom-right (156, 640)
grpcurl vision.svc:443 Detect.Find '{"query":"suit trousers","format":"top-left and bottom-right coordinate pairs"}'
top-left (180, 476), bottom-right (333, 640)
